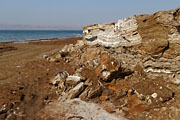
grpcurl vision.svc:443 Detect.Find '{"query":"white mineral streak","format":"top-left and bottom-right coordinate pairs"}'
top-left (84, 16), bottom-right (142, 47)
top-left (66, 75), bottom-right (81, 83)
top-left (145, 68), bottom-right (172, 74)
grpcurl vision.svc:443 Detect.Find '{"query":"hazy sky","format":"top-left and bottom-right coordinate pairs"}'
top-left (0, 0), bottom-right (180, 29)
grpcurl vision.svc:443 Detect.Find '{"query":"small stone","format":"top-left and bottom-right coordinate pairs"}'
top-left (66, 75), bottom-right (81, 86)
top-left (102, 70), bottom-right (111, 78)
top-left (16, 65), bottom-right (21, 68)
top-left (65, 58), bottom-right (70, 63)
top-left (151, 93), bottom-right (158, 98)
top-left (47, 57), bottom-right (51, 61)
top-left (43, 55), bottom-right (48, 59)
top-left (50, 71), bottom-right (68, 85)
top-left (49, 58), bottom-right (57, 62)
top-left (55, 54), bottom-right (61, 59)
top-left (75, 40), bottom-right (85, 48)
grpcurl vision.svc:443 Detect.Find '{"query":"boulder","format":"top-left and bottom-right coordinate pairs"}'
top-left (50, 71), bottom-right (68, 86)
top-left (95, 52), bottom-right (121, 81)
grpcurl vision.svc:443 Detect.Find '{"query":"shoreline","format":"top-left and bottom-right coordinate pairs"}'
top-left (0, 36), bottom-right (83, 43)
top-left (0, 37), bottom-right (82, 53)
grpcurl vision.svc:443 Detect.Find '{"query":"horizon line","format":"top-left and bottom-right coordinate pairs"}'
top-left (0, 29), bottom-right (83, 31)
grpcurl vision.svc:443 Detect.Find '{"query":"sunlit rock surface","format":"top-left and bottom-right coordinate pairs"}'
top-left (43, 7), bottom-right (180, 120)
top-left (83, 16), bottom-right (142, 47)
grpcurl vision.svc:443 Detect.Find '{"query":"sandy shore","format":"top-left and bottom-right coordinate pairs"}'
top-left (0, 37), bottom-right (81, 82)
top-left (0, 37), bottom-right (82, 119)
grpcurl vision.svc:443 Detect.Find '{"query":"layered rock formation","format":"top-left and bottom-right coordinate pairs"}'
top-left (44, 7), bottom-right (180, 120)
top-left (83, 7), bottom-right (180, 48)
top-left (83, 16), bottom-right (142, 47)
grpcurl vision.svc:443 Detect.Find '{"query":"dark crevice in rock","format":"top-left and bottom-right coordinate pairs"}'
top-left (161, 41), bottom-right (170, 57)
top-left (75, 85), bottom-right (88, 98)
top-left (106, 70), bottom-right (134, 82)
top-left (173, 8), bottom-right (180, 20)
top-left (85, 36), bottom-right (97, 42)
top-left (20, 94), bottom-right (25, 101)
top-left (162, 92), bottom-right (175, 103)
top-left (176, 26), bottom-right (180, 33)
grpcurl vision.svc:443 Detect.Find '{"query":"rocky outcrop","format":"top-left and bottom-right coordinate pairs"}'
top-left (83, 16), bottom-right (142, 47)
top-left (46, 7), bottom-right (180, 120)
top-left (83, 8), bottom-right (180, 55)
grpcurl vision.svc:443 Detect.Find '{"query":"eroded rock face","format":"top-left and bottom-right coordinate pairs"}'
top-left (46, 7), bottom-right (180, 120)
top-left (83, 8), bottom-right (180, 56)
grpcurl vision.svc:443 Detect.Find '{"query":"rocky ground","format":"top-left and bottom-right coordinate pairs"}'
top-left (0, 38), bottom-right (81, 120)
top-left (1, 7), bottom-right (180, 120)
top-left (41, 39), bottom-right (180, 120)
top-left (39, 7), bottom-right (180, 120)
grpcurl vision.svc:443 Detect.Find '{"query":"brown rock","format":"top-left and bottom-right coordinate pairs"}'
top-left (133, 77), bottom-right (174, 106)
top-left (50, 71), bottom-right (68, 85)
top-left (80, 47), bottom-right (100, 64)
top-left (136, 14), bottom-right (169, 56)
top-left (95, 52), bottom-right (121, 81)
top-left (79, 87), bottom-right (90, 100)
top-left (87, 85), bottom-right (103, 99)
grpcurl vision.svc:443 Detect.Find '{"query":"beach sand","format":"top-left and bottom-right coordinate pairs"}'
top-left (0, 37), bottom-right (82, 119)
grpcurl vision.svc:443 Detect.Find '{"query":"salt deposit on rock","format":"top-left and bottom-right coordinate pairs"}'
top-left (83, 16), bottom-right (142, 47)
top-left (40, 98), bottom-right (127, 120)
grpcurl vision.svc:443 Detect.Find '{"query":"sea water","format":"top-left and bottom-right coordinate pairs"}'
top-left (0, 30), bottom-right (83, 42)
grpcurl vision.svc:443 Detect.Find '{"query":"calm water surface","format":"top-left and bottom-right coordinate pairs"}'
top-left (0, 30), bottom-right (83, 42)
